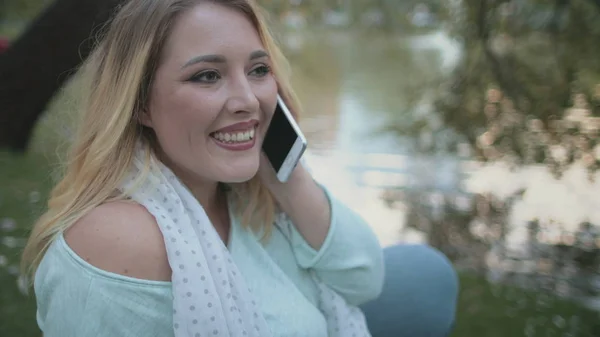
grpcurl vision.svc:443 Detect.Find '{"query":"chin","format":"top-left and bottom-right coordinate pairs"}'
top-left (216, 163), bottom-right (259, 184)
top-left (221, 174), bottom-right (256, 184)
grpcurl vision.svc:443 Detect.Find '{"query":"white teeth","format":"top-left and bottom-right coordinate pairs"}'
top-left (212, 127), bottom-right (256, 143)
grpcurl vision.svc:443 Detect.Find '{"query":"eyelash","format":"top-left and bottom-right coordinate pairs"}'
top-left (189, 64), bottom-right (272, 84)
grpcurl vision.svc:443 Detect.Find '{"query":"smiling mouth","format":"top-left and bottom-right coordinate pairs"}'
top-left (210, 125), bottom-right (257, 144)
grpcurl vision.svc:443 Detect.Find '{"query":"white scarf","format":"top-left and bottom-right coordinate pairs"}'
top-left (120, 145), bottom-right (371, 337)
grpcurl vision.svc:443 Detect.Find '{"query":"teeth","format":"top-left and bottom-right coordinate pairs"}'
top-left (212, 127), bottom-right (256, 143)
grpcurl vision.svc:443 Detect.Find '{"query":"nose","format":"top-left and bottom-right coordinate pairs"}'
top-left (224, 73), bottom-right (260, 115)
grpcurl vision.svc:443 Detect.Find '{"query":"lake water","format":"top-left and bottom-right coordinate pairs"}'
top-left (284, 28), bottom-right (600, 309)
top-left (286, 29), bottom-right (464, 246)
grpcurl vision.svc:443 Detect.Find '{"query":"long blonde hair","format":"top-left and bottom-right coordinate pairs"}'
top-left (21, 0), bottom-right (302, 280)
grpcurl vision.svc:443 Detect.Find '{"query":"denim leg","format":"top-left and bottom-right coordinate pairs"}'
top-left (360, 244), bottom-right (459, 337)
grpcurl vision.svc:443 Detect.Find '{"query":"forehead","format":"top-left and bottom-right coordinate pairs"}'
top-left (163, 2), bottom-right (264, 63)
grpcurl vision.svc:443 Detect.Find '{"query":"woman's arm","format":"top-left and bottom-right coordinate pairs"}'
top-left (261, 159), bottom-right (385, 305)
top-left (263, 161), bottom-right (331, 250)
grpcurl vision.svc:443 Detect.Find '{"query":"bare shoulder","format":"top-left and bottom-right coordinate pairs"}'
top-left (64, 200), bottom-right (171, 281)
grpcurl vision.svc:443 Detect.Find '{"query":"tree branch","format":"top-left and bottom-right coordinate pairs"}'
top-left (0, 0), bottom-right (123, 152)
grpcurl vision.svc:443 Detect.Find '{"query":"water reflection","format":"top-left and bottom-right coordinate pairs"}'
top-left (287, 29), bottom-right (462, 246)
top-left (280, 12), bottom-right (600, 314)
top-left (287, 28), bottom-right (461, 237)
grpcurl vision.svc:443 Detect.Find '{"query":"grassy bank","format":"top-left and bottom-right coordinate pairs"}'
top-left (452, 273), bottom-right (600, 336)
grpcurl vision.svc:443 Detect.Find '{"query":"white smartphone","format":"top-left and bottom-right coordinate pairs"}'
top-left (262, 95), bottom-right (308, 183)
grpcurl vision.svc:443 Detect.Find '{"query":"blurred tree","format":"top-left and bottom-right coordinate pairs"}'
top-left (382, 0), bottom-right (600, 284)
top-left (0, 0), bottom-right (122, 152)
top-left (0, 0), bottom-right (49, 21)
top-left (258, 0), bottom-right (446, 32)
top-left (391, 0), bottom-right (600, 161)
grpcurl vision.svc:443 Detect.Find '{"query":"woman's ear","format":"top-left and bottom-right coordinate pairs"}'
top-left (138, 108), bottom-right (153, 128)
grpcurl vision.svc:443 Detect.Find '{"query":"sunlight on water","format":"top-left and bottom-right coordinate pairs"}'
top-left (296, 31), bottom-right (461, 246)
top-left (406, 30), bottom-right (462, 71)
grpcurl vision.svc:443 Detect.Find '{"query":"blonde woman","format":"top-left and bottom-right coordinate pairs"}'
top-left (22, 0), bottom-right (458, 336)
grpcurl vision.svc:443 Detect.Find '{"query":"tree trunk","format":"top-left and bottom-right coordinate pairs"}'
top-left (0, 0), bottom-right (123, 152)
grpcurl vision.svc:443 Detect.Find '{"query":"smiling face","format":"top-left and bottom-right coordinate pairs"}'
top-left (141, 2), bottom-right (278, 186)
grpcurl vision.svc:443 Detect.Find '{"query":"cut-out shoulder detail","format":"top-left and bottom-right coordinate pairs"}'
top-left (64, 201), bottom-right (171, 282)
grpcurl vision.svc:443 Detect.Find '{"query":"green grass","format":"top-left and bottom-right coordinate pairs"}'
top-left (0, 150), bottom-right (53, 336)
top-left (452, 274), bottom-right (600, 337)
top-left (0, 78), bottom-right (76, 336)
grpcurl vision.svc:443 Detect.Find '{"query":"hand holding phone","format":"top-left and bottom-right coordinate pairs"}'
top-left (262, 95), bottom-right (307, 183)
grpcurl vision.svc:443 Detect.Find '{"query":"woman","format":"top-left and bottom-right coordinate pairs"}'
top-left (22, 0), bottom-right (458, 336)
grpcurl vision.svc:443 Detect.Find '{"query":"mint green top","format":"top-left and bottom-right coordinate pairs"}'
top-left (34, 189), bottom-right (384, 337)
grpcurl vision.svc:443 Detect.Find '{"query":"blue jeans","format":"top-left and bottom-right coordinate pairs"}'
top-left (360, 244), bottom-right (459, 337)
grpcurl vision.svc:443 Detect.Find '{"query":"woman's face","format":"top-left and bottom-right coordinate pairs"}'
top-left (142, 2), bottom-right (278, 184)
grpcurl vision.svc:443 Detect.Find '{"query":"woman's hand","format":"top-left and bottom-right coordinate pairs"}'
top-left (258, 153), bottom-right (331, 250)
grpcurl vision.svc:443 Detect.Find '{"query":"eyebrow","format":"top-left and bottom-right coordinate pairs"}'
top-left (181, 50), bottom-right (269, 69)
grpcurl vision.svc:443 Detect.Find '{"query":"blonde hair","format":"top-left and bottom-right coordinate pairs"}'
top-left (21, 0), bottom-right (302, 280)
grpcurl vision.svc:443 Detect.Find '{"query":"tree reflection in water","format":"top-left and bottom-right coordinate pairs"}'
top-left (381, 0), bottom-right (600, 309)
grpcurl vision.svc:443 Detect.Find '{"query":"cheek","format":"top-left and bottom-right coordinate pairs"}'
top-left (259, 79), bottom-right (279, 120)
top-left (152, 90), bottom-right (217, 137)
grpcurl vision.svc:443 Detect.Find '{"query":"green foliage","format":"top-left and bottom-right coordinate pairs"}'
top-left (391, 0), bottom-right (600, 160)
top-left (0, 150), bottom-right (51, 337)
top-left (452, 273), bottom-right (600, 337)
top-left (0, 0), bottom-right (49, 20)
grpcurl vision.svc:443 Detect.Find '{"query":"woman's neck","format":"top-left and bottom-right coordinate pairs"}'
top-left (154, 149), bottom-right (222, 210)
top-left (154, 148), bottom-right (230, 242)
top-left (170, 167), bottom-right (230, 243)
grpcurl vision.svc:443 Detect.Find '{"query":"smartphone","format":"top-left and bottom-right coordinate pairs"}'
top-left (262, 95), bottom-right (308, 183)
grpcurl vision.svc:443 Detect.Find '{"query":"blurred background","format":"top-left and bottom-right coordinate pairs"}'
top-left (1, 0), bottom-right (600, 335)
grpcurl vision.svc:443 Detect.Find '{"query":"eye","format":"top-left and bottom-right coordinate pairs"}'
top-left (189, 70), bottom-right (221, 84)
top-left (249, 64), bottom-right (271, 77)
